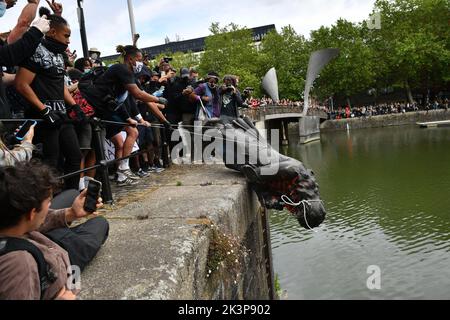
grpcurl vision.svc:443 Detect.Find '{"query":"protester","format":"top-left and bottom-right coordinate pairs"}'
top-left (15, 10), bottom-right (83, 191)
top-left (0, 161), bottom-right (109, 300)
top-left (183, 71), bottom-right (221, 120)
top-left (219, 75), bottom-right (244, 123)
top-left (78, 45), bottom-right (169, 185)
top-left (0, 4), bottom-right (49, 120)
top-left (74, 57), bottom-right (92, 74)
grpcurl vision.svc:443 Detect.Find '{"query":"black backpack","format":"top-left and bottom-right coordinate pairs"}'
top-left (0, 237), bottom-right (57, 300)
top-left (78, 66), bottom-right (108, 89)
top-left (78, 66), bottom-right (119, 113)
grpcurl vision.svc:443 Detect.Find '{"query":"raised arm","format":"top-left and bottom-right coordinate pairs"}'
top-left (7, 0), bottom-right (41, 44)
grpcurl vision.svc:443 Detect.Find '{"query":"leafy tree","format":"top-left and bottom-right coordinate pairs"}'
top-left (309, 19), bottom-right (375, 106)
top-left (153, 51), bottom-right (201, 72)
top-left (369, 0), bottom-right (450, 103)
top-left (258, 26), bottom-right (310, 100)
top-left (199, 23), bottom-right (261, 95)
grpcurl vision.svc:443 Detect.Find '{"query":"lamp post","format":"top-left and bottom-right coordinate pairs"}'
top-left (127, 0), bottom-right (137, 44)
top-left (77, 0), bottom-right (89, 58)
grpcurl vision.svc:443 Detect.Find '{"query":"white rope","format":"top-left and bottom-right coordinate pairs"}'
top-left (281, 195), bottom-right (323, 232)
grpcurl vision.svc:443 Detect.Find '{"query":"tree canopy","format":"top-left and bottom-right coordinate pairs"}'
top-left (146, 0), bottom-right (449, 104)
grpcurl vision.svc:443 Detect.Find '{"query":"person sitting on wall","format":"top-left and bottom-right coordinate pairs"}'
top-left (0, 161), bottom-right (109, 300)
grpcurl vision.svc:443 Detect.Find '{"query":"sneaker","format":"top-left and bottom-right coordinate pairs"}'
top-left (136, 168), bottom-right (151, 178)
top-left (151, 166), bottom-right (165, 173)
top-left (118, 169), bottom-right (141, 181)
top-left (141, 166), bottom-right (151, 174)
top-left (117, 177), bottom-right (139, 186)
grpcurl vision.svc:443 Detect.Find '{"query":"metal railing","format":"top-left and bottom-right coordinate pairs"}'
top-left (1, 118), bottom-right (171, 204)
top-left (240, 105), bottom-right (328, 121)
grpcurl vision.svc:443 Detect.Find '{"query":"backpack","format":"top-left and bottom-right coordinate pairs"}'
top-left (78, 66), bottom-right (119, 114)
top-left (78, 66), bottom-right (108, 89)
top-left (0, 237), bottom-right (57, 300)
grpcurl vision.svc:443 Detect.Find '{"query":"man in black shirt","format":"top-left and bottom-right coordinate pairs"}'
top-left (219, 75), bottom-right (244, 123)
top-left (15, 14), bottom-right (84, 190)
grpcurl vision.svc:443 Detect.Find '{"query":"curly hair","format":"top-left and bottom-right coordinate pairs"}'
top-left (0, 161), bottom-right (62, 230)
top-left (116, 45), bottom-right (141, 59)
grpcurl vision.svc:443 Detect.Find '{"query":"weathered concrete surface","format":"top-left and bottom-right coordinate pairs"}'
top-left (320, 110), bottom-right (450, 132)
top-left (299, 116), bottom-right (321, 144)
top-left (79, 165), bottom-right (270, 300)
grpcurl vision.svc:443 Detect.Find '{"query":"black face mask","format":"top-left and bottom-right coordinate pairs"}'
top-left (42, 37), bottom-right (68, 54)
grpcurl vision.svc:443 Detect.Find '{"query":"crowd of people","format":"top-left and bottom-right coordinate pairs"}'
top-left (243, 96), bottom-right (304, 109)
top-left (242, 95), bottom-right (449, 121)
top-left (0, 0), bottom-right (251, 300)
top-left (1, 0), bottom-right (448, 300)
top-left (326, 100), bottom-right (449, 120)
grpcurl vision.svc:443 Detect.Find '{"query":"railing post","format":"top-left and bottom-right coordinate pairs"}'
top-left (91, 118), bottom-right (114, 204)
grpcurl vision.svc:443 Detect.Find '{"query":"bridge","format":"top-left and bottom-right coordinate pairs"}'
top-left (240, 105), bottom-right (328, 145)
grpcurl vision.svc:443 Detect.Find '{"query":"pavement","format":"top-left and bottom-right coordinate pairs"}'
top-left (79, 164), bottom-right (260, 300)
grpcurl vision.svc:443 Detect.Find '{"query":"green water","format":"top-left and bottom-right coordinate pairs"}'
top-left (271, 125), bottom-right (450, 300)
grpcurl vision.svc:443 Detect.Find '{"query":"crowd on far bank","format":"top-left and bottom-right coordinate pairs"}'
top-left (242, 95), bottom-right (450, 121)
top-left (326, 100), bottom-right (449, 120)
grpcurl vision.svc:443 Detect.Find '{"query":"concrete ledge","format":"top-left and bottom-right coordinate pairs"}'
top-left (79, 166), bottom-right (269, 300)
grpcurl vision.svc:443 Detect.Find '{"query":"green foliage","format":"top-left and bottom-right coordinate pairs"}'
top-left (153, 51), bottom-right (201, 72)
top-left (199, 23), bottom-right (262, 96)
top-left (206, 223), bottom-right (248, 281)
top-left (258, 26), bottom-right (310, 100)
top-left (369, 0), bottom-right (450, 97)
top-left (309, 19), bottom-right (376, 102)
top-left (136, 0), bottom-right (449, 103)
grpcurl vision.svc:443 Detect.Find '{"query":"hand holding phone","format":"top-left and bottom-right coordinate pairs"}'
top-left (15, 120), bottom-right (37, 142)
top-left (83, 179), bottom-right (102, 213)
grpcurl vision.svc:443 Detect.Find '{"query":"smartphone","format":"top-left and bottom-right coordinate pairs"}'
top-left (15, 120), bottom-right (37, 141)
top-left (83, 179), bottom-right (102, 213)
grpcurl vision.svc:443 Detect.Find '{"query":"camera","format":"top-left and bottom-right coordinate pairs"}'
top-left (224, 85), bottom-right (235, 93)
top-left (243, 87), bottom-right (254, 94)
top-left (163, 57), bottom-right (173, 63)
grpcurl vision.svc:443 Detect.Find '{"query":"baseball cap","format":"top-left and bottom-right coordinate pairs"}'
top-left (180, 67), bottom-right (190, 78)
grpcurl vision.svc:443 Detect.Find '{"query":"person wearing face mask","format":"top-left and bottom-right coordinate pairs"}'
top-left (183, 71), bottom-right (221, 120)
top-left (219, 75), bottom-right (244, 123)
top-left (189, 68), bottom-right (200, 88)
top-left (78, 45), bottom-right (169, 185)
top-left (15, 10), bottom-right (84, 191)
top-left (88, 47), bottom-right (100, 61)
top-left (74, 57), bottom-right (92, 74)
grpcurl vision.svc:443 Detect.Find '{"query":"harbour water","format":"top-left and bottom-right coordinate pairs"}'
top-left (271, 125), bottom-right (450, 299)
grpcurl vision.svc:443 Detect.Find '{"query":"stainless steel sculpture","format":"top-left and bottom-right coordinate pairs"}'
top-left (302, 49), bottom-right (340, 116)
top-left (262, 68), bottom-right (280, 103)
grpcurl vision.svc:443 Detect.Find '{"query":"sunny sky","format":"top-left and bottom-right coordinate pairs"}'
top-left (1, 0), bottom-right (376, 56)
